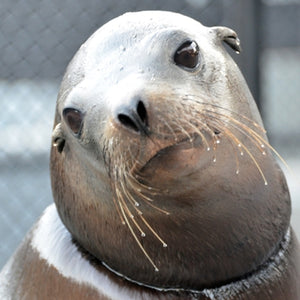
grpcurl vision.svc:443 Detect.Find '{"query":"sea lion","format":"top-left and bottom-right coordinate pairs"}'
top-left (0, 10), bottom-right (299, 299)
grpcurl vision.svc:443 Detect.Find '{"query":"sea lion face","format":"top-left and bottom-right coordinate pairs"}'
top-left (51, 11), bottom-right (291, 290)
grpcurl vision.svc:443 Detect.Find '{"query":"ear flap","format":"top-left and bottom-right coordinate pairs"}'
top-left (212, 26), bottom-right (241, 54)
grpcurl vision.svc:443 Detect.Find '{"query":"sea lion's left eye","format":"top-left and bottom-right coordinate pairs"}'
top-left (63, 108), bottom-right (84, 135)
top-left (174, 40), bottom-right (200, 69)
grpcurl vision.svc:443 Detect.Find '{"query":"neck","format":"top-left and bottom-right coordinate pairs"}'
top-left (31, 204), bottom-right (297, 299)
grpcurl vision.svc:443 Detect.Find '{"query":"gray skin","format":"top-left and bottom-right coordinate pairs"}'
top-left (1, 11), bottom-right (299, 299)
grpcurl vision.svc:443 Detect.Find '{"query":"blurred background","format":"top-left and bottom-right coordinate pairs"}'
top-left (0, 0), bottom-right (299, 269)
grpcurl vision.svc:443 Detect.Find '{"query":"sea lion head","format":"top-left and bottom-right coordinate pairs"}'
top-left (50, 11), bottom-right (291, 291)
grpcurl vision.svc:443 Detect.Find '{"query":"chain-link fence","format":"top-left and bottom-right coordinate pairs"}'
top-left (1, 0), bottom-right (300, 269)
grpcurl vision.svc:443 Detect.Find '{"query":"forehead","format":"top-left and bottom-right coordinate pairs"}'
top-left (58, 11), bottom-right (216, 108)
top-left (81, 11), bottom-right (210, 70)
top-left (92, 11), bottom-right (206, 40)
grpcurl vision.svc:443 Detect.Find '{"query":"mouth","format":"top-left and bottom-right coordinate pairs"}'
top-left (138, 133), bottom-right (212, 177)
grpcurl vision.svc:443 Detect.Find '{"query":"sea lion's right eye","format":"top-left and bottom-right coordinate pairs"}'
top-left (174, 40), bottom-right (200, 70)
top-left (63, 108), bottom-right (84, 135)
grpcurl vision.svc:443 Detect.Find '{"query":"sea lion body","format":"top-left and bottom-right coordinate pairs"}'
top-left (1, 11), bottom-right (299, 299)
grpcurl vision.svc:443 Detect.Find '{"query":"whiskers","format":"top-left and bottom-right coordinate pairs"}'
top-left (103, 96), bottom-right (288, 270)
top-left (106, 147), bottom-right (169, 271)
top-left (180, 98), bottom-right (289, 185)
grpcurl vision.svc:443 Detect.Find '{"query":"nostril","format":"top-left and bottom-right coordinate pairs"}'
top-left (117, 100), bottom-right (148, 134)
top-left (118, 113), bottom-right (139, 132)
top-left (137, 100), bottom-right (148, 126)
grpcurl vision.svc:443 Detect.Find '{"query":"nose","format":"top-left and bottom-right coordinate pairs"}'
top-left (116, 99), bottom-right (149, 135)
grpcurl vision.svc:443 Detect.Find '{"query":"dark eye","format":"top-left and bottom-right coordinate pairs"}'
top-left (63, 108), bottom-right (83, 135)
top-left (174, 40), bottom-right (200, 69)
